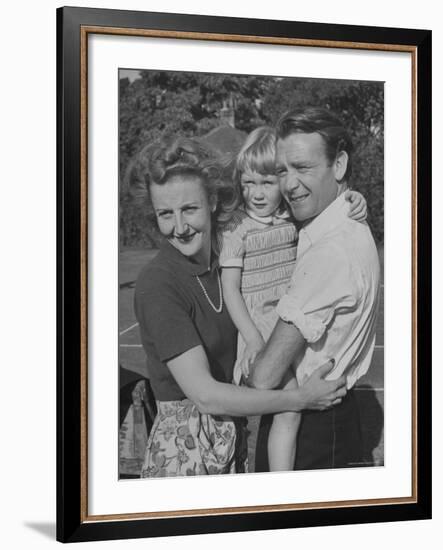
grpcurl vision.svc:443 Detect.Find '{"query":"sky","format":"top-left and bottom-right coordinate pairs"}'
top-left (119, 68), bottom-right (141, 81)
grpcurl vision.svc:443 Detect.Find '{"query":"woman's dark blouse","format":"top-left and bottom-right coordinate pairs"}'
top-left (134, 241), bottom-right (238, 401)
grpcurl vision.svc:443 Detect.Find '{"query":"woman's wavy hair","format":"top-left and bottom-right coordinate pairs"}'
top-left (276, 107), bottom-right (354, 181)
top-left (125, 136), bottom-right (240, 236)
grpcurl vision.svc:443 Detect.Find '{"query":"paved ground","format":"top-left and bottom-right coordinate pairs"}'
top-left (119, 246), bottom-right (384, 471)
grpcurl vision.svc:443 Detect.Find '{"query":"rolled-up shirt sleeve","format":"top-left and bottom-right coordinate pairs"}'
top-left (276, 243), bottom-right (359, 343)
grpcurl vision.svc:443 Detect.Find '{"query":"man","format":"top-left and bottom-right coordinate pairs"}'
top-left (250, 107), bottom-right (380, 471)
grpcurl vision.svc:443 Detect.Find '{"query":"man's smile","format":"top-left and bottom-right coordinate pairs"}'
top-left (289, 192), bottom-right (310, 204)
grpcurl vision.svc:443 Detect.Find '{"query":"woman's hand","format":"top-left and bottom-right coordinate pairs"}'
top-left (238, 335), bottom-right (265, 380)
top-left (345, 189), bottom-right (367, 222)
top-left (296, 360), bottom-right (347, 411)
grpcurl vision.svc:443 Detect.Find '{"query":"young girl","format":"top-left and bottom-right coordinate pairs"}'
top-left (218, 126), bottom-right (367, 471)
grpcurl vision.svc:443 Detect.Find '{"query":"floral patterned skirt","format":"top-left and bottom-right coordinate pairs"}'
top-left (140, 399), bottom-right (248, 478)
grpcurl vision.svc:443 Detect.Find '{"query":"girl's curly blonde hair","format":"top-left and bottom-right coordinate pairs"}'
top-left (233, 126), bottom-right (277, 185)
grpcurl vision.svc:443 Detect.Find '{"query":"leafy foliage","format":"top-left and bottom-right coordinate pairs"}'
top-left (119, 71), bottom-right (384, 247)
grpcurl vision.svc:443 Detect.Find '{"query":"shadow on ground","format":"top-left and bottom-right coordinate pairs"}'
top-left (24, 522), bottom-right (56, 540)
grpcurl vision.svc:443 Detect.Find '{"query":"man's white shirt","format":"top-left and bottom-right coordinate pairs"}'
top-left (276, 193), bottom-right (381, 388)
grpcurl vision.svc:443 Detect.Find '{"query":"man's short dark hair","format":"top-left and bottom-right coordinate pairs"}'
top-left (276, 107), bottom-right (354, 181)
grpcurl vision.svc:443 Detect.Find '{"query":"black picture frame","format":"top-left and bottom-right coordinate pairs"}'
top-left (57, 6), bottom-right (432, 543)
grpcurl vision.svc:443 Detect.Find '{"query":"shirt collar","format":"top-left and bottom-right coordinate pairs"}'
top-left (298, 194), bottom-right (350, 254)
top-left (244, 206), bottom-right (291, 225)
top-left (159, 239), bottom-right (218, 276)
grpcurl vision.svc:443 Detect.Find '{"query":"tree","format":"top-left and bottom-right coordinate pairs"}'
top-left (119, 70), bottom-right (271, 247)
top-left (119, 70), bottom-right (270, 184)
top-left (119, 71), bottom-right (384, 247)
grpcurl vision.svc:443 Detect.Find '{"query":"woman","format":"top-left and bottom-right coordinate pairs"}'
top-left (133, 137), bottom-right (347, 478)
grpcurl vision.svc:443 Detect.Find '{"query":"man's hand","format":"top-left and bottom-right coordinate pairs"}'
top-left (297, 360), bottom-right (347, 411)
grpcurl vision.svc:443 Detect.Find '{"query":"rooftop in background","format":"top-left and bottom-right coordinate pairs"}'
top-left (202, 125), bottom-right (247, 157)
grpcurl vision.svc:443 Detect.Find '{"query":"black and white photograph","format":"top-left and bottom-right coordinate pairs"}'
top-left (54, 6), bottom-right (430, 542)
top-left (0, 0), bottom-right (436, 546)
top-left (117, 69), bottom-right (385, 480)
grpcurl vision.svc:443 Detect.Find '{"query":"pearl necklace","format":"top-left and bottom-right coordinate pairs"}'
top-left (195, 270), bottom-right (223, 313)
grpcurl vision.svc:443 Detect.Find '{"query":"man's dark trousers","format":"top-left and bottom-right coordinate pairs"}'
top-left (255, 389), bottom-right (363, 471)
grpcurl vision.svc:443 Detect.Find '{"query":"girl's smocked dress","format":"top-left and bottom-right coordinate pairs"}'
top-left (218, 208), bottom-right (298, 384)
